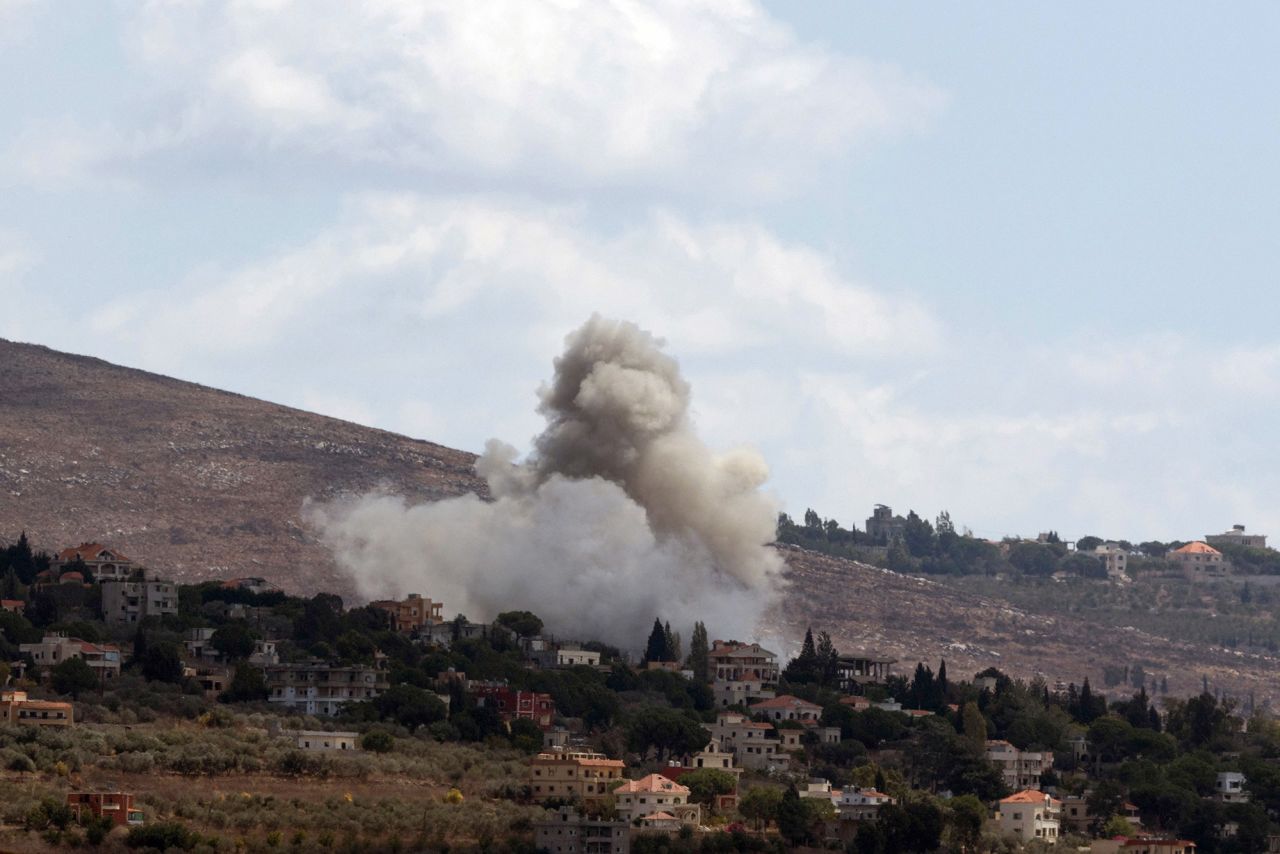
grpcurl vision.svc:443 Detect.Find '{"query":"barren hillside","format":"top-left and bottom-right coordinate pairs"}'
top-left (0, 338), bottom-right (483, 596)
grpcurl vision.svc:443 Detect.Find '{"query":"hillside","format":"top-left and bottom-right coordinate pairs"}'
top-left (0, 338), bottom-right (483, 595)
top-left (776, 545), bottom-right (1280, 707)
top-left (3, 338), bottom-right (1279, 704)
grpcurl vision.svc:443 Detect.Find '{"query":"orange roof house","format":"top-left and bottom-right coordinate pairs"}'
top-left (1169, 542), bottom-right (1226, 576)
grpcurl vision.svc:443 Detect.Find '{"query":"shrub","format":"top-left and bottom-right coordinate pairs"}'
top-left (126, 820), bottom-right (199, 850)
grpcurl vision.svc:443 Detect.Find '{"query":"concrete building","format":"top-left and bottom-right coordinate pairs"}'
top-left (66, 792), bottom-right (144, 827)
top-left (1206, 525), bottom-right (1267, 551)
top-left (614, 774), bottom-right (701, 827)
top-left (529, 749), bottom-right (626, 807)
top-left (534, 807), bottom-right (630, 854)
top-left (284, 729), bottom-right (360, 751)
top-left (1169, 542), bottom-right (1227, 577)
top-left (837, 788), bottom-right (895, 822)
top-left (100, 576), bottom-right (177, 623)
top-left (371, 593), bottom-right (443, 634)
top-left (469, 682), bottom-right (557, 729)
top-left (53, 543), bottom-right (136, 582)
top-left (1090, 838), bottom-right (1195, 854)
top-left (0, 690), bottom-right (73, 727)
top-left (986, 740), bottom-right (1054, 791)
top-left (20, 634), bottom-right (121, 680)
top-left (834, 653), bottom-right (896, 691)
top-left (1216, 771), bottom-right (1248, 803)
top-left (866, 504), bottom-right (908, 543)
top-left (710, 640), bottom-right (778, 708)
top-left (998, 789), bottom-right (1061, 845)
top-left (1094, 543), bottom-right (1130, 578)
top-left (265, 659), bottom-right (389, 716)
top-left (748, 694), bottom-right (823, 722)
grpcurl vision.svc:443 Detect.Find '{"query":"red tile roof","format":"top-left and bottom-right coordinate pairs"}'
top-left (614, 774), bottom-right (689, 795)
top-left (1172, 541), bottom-right (1221, 555)
top-left (57, 543), bottom-right (128, 562)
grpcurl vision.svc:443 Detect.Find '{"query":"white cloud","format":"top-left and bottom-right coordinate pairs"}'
top-left (13, 0), bottom-right (941, 192)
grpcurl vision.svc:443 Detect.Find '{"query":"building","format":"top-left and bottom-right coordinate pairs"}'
top-left (837, 788), bottom-right (895, 822)
top-left (866, 505), bottom-right (908, 543)
top-left (284, 730), bottom-right (360, 751)
top-left (555, 647), bottom-right (602, 668)
top-left (1061, 796), bottom-right (1141, 834)
top-left (529, 749), bottom-right (626, 806)
top-left (1206, 525), bottom-right (1267, 551)
top-left (1, 599), bottom-right (25, 614)
top-left (682, 737), bottom-right (741, 779)
top-left (100, 575), bottom-right (178, 623)
top-left (998, 790), bottom-right (1061, 845)
top-left (710, 711), bottom-right (788, 772)
top-left (613, 774), bottom-right (701, 827)
top-left (20, 634), bottom-right (121, 679)
top-left (0, 690), bottom-right (73, 727)
top-left (371, 593), bottom-right (444, 634)
top-left (748, 694), bottom-right (823, 722)
top-left (53, 543), bottom-right (136, 582)
top-left (420, 619), bottom-right (507, 648)
top-left (265, 659), bottom-right (389, 716)
top-left (834, 653), bottom-right (896, 690)
top-left (1216, 771), bottom-right (1248, 803)
top-left (66, 792), bottom-right (144, 827)
top-left (986, 740), bottom-right (1054, 791)
top-left (1169, 542), bottom-right (1227, 576)
top-left (221, 577), bottom-right (281, 595)
top-left (470, 682), bottom-right (557, 730)
top-left (249, 639), bottom-right (280, 666)
top-left (1094, 543), bottom-right (1129, 578)
top-left (710, 640), bottom-right (779, 708)
top-left (534, 807), bottom-right (630, 854)
top-left (1090, 838), bottom-right (1195, 854)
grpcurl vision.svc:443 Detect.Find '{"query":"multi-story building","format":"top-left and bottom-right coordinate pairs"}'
top-left (265, 659), bottom-right (389, 716)
top-left (997, 790), bottom-right (1061, 846)
top-left (1169, 542), bottom-right (1227, 577)
top-left (710, 711), bottom-right (788, 772)
top-left (613, 774), bottom-right (701, 827)
top-left (986, 740), bottom-right (1054, 791)
top-left (710, 640), bottom-right (778, 708)
top-left (66, 792), bottom-right (144, 827)
top-left (1061, 795), bottom-right (1141, 834)
top-left (371, 593), bottom-right (444, 634)
top-left (1216, 771), bottom-right (1248, 803)
top-left (529, 749), bottom-right (626, 806)
top-left (0, 690), bottom-right (73, 727)
top-left (837, 788), bottom-right (895, 822)
top-left (1094, 543), bottom-right (1130, 578)
top-left (20, 634), bottom-right (121, 680)
top-left (1206, 525), bottom-right (1267, 551)
top-left (1090, 838), bottom-right (1196, 854)
top-left (100, 575), bottom-right (177, 623)
top-left (53, 543), bottom-right (136, 582)
top-left (749, 694), bottom-right (823, 723)
top-left (470, 682), bottom-right (557, 730)
top-left (534, 807), bottom-right (630, 854)
top-left (834, 653), bottom-right (896, 691)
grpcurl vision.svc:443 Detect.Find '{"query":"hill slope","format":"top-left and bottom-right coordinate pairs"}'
top-left (0, 338), bottom-right (483, 595)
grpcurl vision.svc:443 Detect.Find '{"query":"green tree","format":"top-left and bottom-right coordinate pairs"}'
top-left (372, 685), bottom-right (448, 732)
top-left (961, 701), bottom-right (987, 748)
top-left (687, 621), bottom-right (709, 683)
top-left (947, 794), bottom-right (987, 853)
top-left (495, 610), bottom-right (544, 638)
top-left (508, 717), bottom-right (544, 753)
top-left (361, 729), bottom-right (394, 753)
top-left (902, 511), bottom-right (935, 558)
top-left (210, 623), bottom-right (256, 660)
top-left (643, 618), bottom-right (669, 663)
top-left (220, 663), bottom-right (268, 703)
top-left (623, 707), bottom-right (708, 762)
top-left (679, 768), bottom-right (737, 805)
top-left (141, 642), bottom-right (185, 683)
top-left (776, 785), bottom-right (816, 847)
top-left (738, 786), bottom-right (781, 830)
top-left (50, 656), bottom-right (98, 698)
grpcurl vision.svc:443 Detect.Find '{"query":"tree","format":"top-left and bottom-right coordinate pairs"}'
top-left (1076, 536), bottom-right (1104, 552)
top-left (961, 701), bottom-right (987, 748)
top-left (50, 656), bottom-right (98, 698)
top-left (776, 785), bottom-right (817, 847)
top-left (210, 623), bottom-right (256, 660)
top-left (644, 619), bottom-right (669, 663)
top-left (141, 642), bottom-right (185, 683)
top-left (624, 707), bottom-right (709, 762)
top-left (508, 717), bottom-right (544, 753)
top-left (902, 511), bottom-right (935, 558)
top-left (738, 786), bottom-right (781, 830)
top-left (1087, 780), bottom-right (1128, 833)
top-left (948, 794), bottom-right (987, 853)
top-left (495, 610), bottom-right (543, 638)
top-left (680, 768), bottom-right (736, 805)
top-left (815, 631), bottom-right (839, 687)
top-left (372, 685), bottom-right (448, 732)
top-left (361, 729), bottom-right (394, 753)
top-left (1008, 542), bottom-right (1058, 576)
top-left (220, 663), bottom-right (268, 703)
top-left (664, 622), bottom-right (682, 663)
top-left (687, 621), bottom-right (709, 683)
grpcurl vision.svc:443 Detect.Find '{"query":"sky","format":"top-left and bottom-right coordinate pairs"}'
top-left (2, 1), bottom-right (1279, 543)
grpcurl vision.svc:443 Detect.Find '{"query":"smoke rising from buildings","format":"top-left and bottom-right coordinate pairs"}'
top-left (309, 315), bottom-right (784, 648)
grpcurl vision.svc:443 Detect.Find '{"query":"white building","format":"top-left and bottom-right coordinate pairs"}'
top-left (100, 575), bottom-right (178, 624)
top-left (20, 634), bottom-right (121, 679)
top-left (997, 790), bottom-right (1061, 846)
top-left (986, 740), bottom-right (1054, 791)
top-left (1216, 771), bottom-right (1248, 803)
top-left (613, 774), bottom-right (700, 827)
top-left (837, 788), bottom-right (895, 822)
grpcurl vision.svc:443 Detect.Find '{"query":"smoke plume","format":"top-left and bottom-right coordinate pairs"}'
top-left (309, 315), bottom-right (783, 649)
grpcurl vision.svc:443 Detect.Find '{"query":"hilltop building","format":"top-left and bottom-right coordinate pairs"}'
top-left (1093, 543), bottom-right (1129, 578)
top-left (52, 543), bottom-right (136, 581)
top-left (1169, 542), bottom-right (1227, 577)
top-left (834, 653), bottom-right (896, 691)
top-left (865, 505), bottom-right (908, 543)
top-left (709, 640), bottom-right (778, 708)
top-left (1206, 525), bottom-right (1267, 551)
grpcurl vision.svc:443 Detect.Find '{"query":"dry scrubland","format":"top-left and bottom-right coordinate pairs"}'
top-left (0, 713), bottom-right (541, 853)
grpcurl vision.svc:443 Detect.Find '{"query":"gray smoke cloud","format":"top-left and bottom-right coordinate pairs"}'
top-left (308, 315), bottom-right (784, 649)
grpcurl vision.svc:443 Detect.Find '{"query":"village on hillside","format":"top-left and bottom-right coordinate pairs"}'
top-left (0, 530), bottom-right (1278, 853)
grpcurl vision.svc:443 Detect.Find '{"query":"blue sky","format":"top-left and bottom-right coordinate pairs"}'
top-left (2, 1), bottom-right (1278, 543)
